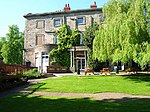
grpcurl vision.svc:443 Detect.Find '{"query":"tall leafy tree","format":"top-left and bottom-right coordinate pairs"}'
top-left (93, 0), bottom-right (150, 69)
top-left (146, 0), bottom-right (150, 38)
top-left (1, 25), bottom-right (24, 64)
top-left (83, 22), bottom-right (99, 49)
top-left (0, 37), bottom-right (6, 58)
top-left (83, 22), bottom-right (99, 67)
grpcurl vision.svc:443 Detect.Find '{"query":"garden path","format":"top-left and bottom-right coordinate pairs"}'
top-left (20, 90), bottom-right (150, 102)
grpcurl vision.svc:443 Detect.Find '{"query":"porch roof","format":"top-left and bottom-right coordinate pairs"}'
top-left (69, 46), bottom-right (88, 51)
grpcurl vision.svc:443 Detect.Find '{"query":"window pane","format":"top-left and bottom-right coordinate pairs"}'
top-left (36, 20), bottom-right (45, 29)
top-left (78, 59), bottom-right (81, 69)
top-left (36, 35), bottom-right (44, 45)
top-left (82, 59), bottom-right (85, 69)
top-left (54, 19), bottom-right (61, 26)
top-left (78, 17), bottom-right (84, 24)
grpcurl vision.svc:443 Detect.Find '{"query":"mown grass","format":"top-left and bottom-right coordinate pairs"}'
top-left (0, 94), bottom-right (150, 112)
top-left (28, 75), bottom-right (150, 95)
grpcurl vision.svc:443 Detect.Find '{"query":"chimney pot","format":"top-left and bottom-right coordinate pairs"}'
top-left (65, 4), bottom-right (67, 7)
top-left (64, 4), bottom-right (68, 11)
top-left (64, 3), bottom-right (71, 11)
top-left (68, 4), bottom-right (71, 10)
top-left (90, 1), bottom-right (97, 9)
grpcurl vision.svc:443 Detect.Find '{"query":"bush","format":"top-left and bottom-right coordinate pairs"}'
top-left (0, 75), bottom-right (28, 91)
top-left (23, 68), bottom-right (43, 79)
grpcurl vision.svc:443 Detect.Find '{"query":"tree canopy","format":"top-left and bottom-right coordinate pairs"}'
top-left (0, 37), bottom-right (6, 58)
top-left (83, 22), bottom-right (99, 49)
top-left (83, 22), bottom-right (99, 67)
top-left (93, 0), bottom-right (150, 68)
top-left (93, 0), bottom-right (150, 69)
top-left (1, 25), bottom-right (24, 64)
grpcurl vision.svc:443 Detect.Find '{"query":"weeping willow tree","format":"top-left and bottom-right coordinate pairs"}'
top-left (93, 0), bottom-right (150, 69)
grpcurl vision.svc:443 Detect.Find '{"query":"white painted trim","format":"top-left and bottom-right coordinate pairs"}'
top-left (84, 51), bottom-right (87, 68)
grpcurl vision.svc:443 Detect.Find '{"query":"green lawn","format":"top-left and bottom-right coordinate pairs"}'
top-left (28, 75), bottom-right (150, 95)
top-left (0, 94), bottom-right (150, 112)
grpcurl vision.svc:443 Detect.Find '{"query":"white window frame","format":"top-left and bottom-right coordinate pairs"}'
top-left (53, 35), bottom-right (58, 44)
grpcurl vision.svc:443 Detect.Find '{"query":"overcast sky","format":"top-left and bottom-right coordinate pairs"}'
top-left (0, 0), bottom-right (109, 37)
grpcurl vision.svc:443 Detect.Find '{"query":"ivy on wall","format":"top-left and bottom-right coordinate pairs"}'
top-left (49, 24), bottom-right (80, 68)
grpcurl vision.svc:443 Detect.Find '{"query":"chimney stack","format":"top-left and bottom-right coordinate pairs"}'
top-left (90, 1), bottom-right (97, 9)
top-left (64, 4), bottom-right (71, 11)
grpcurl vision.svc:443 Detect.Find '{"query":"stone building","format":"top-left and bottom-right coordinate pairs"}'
top-left (23, 2), bottom-right (102, 73)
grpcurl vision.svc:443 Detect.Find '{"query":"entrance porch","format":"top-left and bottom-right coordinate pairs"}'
top-left (69, 46), bottom-right (88, 72)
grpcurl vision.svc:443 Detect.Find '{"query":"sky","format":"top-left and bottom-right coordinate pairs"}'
top-left (0, 0), bottom-right (109, 37)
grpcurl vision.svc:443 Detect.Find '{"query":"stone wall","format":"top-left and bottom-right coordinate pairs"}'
top-left (24, 8), bottom-right (102, 68)
top-left (24, 44), bottom-right (56, 67)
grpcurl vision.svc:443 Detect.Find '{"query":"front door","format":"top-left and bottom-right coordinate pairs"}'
top-left (42, 52), bottom-right (49, 73)
top-left (35, 53), bottom-right (39, 67)
top-left (77, 57), bottom-right (85, 71)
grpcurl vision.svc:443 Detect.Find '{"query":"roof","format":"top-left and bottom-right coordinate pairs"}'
top-left (23, 8), bottom-right (102, 18)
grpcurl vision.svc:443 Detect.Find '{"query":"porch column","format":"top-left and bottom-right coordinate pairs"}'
top-left (70, 51), bottom-right (73, 68)
top-left (122, 63), bottom-right (125, 70)
top-left (72, 50), bottom-right (75, 68)
top-left (84, 51), bottom-right (87, 68)
top-left (39, 52), bottom-right (42, 73)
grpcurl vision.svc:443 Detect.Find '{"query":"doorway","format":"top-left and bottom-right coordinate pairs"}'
top-left (77, 57), bottom-right (85, 71)
top-left (42, 52), bottom-right (49, 73)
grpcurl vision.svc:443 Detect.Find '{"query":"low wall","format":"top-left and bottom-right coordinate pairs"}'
top-left (0, 64), bottom-right (37, 74)
top-left (47, 65), bottom-right (72, 73)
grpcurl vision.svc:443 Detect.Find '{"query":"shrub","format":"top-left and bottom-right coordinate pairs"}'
top-left (23, 68), bottom-right (43, 79)
top-left (50, 61), bottom-right (60, 66)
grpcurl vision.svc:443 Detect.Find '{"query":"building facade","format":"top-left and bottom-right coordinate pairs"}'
top-left (23, 2), bottom-right (102, 73)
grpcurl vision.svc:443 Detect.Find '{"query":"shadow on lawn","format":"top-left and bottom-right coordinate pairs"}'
top-left (0, 94), bottom-right (150, 112)
top-left (27, 82), bottom-right (46, 94)
top-left (0, 82), bottom-right (47, 98)
top-left (123, 73), bottom-right (150, 83)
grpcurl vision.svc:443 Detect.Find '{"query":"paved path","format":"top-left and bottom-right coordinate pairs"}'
top-left (0, 76), bottom-right (150, 102)
top-left (19, 90), bottom-right (150, 102)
